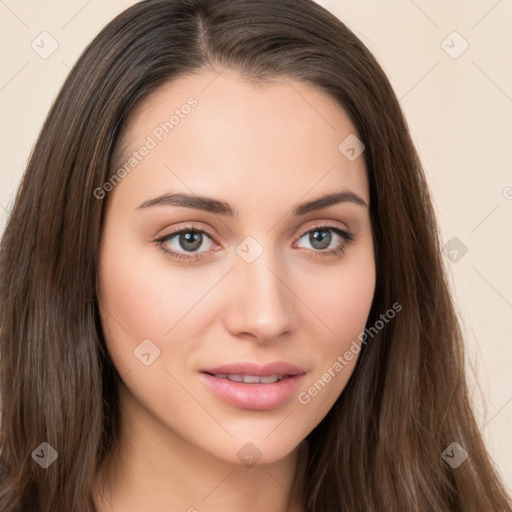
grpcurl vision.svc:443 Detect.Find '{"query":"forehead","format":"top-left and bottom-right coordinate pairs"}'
top-left (110, 69), bottom-right (369, 213)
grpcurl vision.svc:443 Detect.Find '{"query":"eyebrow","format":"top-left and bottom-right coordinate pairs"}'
top-left (135, 190), bottom-right (368, 216)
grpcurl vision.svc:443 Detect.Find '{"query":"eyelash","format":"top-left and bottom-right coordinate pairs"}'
top-left (153, 223), bottom-right (355, 262)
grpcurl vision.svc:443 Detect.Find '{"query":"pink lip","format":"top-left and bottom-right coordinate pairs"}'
top-left (199, 361), bottom-right (306, 410)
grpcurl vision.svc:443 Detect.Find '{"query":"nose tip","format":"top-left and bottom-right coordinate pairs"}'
top-left (224, 256), bottom-right (293, 343)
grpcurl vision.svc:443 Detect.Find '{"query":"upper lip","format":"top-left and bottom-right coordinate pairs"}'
top-left (201, 361), bottom-right (306, 376)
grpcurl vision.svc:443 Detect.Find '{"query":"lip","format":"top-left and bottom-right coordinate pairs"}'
top-left (199, 361), bottom-right (306, 410)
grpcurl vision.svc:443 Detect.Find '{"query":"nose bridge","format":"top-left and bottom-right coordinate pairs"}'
top-left (227, 238), bottom-right (292, 341)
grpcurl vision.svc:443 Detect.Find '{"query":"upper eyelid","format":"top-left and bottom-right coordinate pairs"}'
top-left (155, 224), bottom-right (217, 243)
top-left (297, 223), bottom-right (347, 237)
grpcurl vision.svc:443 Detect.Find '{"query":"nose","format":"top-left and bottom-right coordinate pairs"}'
top-left (223, 245), bottom-right (294, 343)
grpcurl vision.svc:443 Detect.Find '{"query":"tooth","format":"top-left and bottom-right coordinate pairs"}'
top-left (242, 375), bottom-right (261, 384)
top-left (260, 374), bottom-right (279, 383)
top-left (219, 373), bottom-right (288, 383)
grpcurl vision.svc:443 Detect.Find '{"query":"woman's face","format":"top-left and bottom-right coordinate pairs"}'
top-left (98, 69), bottom-right (375, 466)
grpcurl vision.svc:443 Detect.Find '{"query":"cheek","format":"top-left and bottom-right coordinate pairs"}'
top-left (298, 241), bottom-right (376, 349)
top-left (97, 225), bottom-right (178, 375)
top-left (293, 247), bottom-right (375, 414)
top-left (97, 237), bottom-right (193, 399)
top-left (97, 226), bottom-right (230, 385)
top-left (98, 227), bottom-right (211, 341)
top-left (311, 268), bottom-right (375, 334)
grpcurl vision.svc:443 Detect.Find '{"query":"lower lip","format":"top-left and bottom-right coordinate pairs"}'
top-left (200, 373), bottom-right (305, 410)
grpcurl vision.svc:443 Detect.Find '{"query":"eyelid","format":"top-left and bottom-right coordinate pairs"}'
top-left (296, 221), bottom-right (351, 239)
top-left (155, 223), bottom-right (218, 243)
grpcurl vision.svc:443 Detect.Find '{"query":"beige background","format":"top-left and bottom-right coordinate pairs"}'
top-left (0, 0), bottom-right (511, 491)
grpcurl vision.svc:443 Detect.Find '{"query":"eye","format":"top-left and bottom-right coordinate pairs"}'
top-left (154, 225), bottom-right (218, 262)
top-left (294, 224), bottom-right (355, 258)
top-left (154, 223), bottom-right (356, 262)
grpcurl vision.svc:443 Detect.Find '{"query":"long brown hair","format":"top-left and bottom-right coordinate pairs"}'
top-left (0, 0), bottom-right (510, 510)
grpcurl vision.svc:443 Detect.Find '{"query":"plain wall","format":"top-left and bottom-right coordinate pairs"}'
top-left (0, 0), bottom-right (511, 493)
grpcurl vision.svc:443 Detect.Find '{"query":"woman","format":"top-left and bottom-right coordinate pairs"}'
top-left (0, 0), bottom-right (510, 510)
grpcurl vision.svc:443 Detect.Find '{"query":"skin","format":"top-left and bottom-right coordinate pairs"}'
top-left (94, 68), bottom-right (376, 512)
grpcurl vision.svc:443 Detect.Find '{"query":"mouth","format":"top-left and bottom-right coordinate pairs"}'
top-left (199, 362), bottom-right (306, 410)
top-left (203, 372), bottom-right (291, 384)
